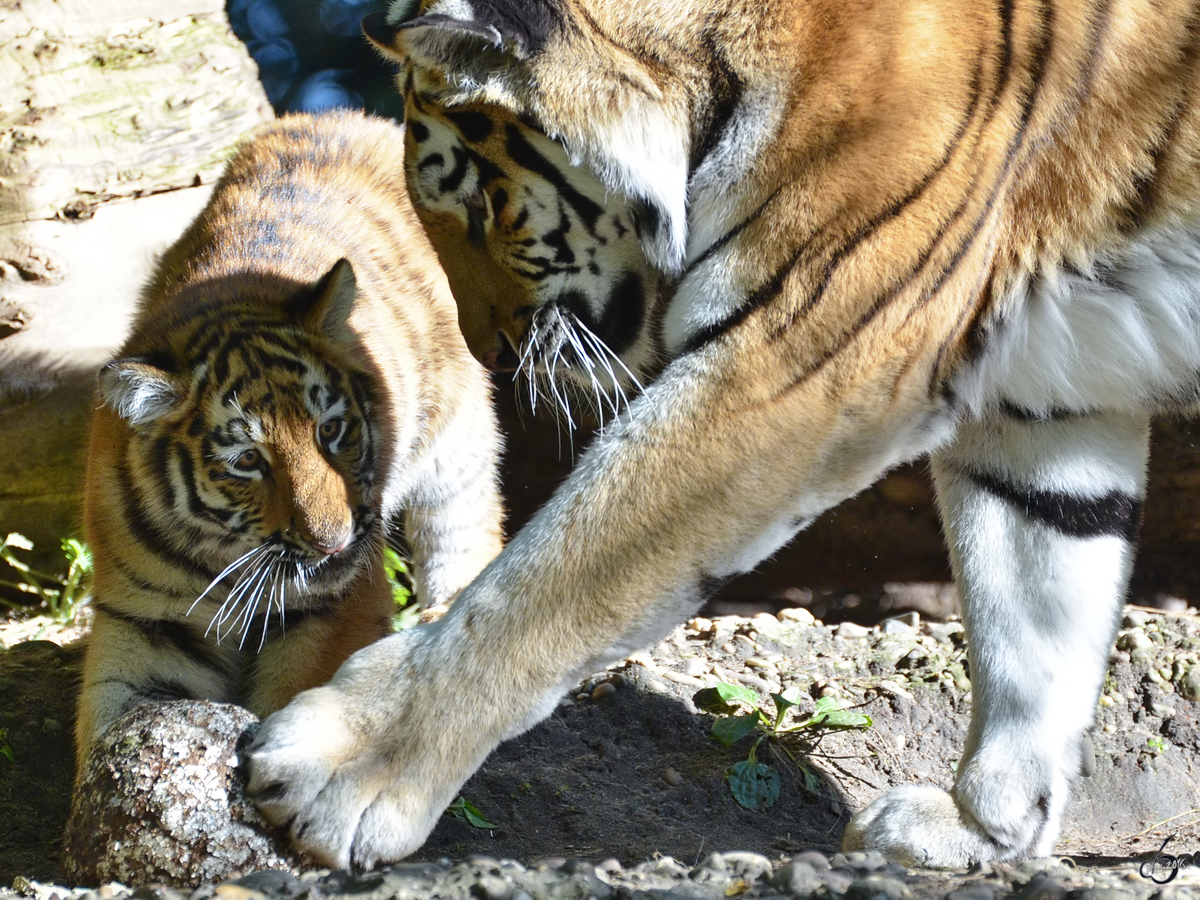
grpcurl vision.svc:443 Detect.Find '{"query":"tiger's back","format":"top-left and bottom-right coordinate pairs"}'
top-left (78, 111), bottom-right (504, 770)
top-left (241, 0), bottom-right (1200, 870)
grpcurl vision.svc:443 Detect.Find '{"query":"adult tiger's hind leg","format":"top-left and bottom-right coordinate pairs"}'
top-left (844, 411), bottom-right (1148, 866)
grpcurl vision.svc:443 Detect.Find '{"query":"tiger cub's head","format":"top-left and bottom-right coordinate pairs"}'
top-left (366, 0), bottom-right (694, 419)
top-left (100, 259), bottom-right (383, 604)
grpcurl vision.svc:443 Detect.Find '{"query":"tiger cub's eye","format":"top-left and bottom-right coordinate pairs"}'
top-left (319, 417), bottom-right (344, 443)
top-left (234, 448), bottom-right (261, 469)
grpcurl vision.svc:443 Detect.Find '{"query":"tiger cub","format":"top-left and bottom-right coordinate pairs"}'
top-left (76, 111), bottom-right (504, 772)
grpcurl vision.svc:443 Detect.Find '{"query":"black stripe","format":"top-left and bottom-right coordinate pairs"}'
top-left (967, 470), bottom-right (1142, 540)
top-left (444, 109), bottom-right (494, 143)
top-left (109, 553), bottom-right (195, 600)
top-left (1076, 0), bottom-right (1114, 99)
top-left (94, 601), bottom-right (233, 675)
top-left (1127, 0), bottom-right (1200, 227)
top-left (174, 440), bottom-right (236, 525)
top-left (699, 0), bottom-right (1052, 372)
top-left (438, 145), bottom-right (470, 194)
top-left (690, 31), bottom-right (746, 174)
top-left (928, 0), bottom-right (1057, 388)
top-left (997, 400), bottom-right (1083, 422)
top-left (681, 47), bottom-right (990, 356)
top-left (504, 123), bottom-right (603, 232)
top-left (119, 457), bottom-right (210, 577)
top-left (680, 188), bottom-right (785, 279)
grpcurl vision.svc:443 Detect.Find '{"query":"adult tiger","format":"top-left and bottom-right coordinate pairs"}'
top-left (246, 0), bottom-right (1200, 867)
top-left (77, 111), bottom-right (504, 774)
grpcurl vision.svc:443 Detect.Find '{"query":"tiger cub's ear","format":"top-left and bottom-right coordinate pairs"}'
top-left (289, 258), bottom-right (358, 344)
top-left (99, 358), bottom-right (181, 425)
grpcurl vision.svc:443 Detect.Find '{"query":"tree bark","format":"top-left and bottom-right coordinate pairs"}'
top-left (0, 0), bottom-right (272, 576)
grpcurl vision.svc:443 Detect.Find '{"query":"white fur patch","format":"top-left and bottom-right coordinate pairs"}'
top-left (556, 102), bottom-right (690, 273)
top-left (386, 0), bottom-right (422, 25)
top-left (662, 252), bottom-right (747, 353)
top-left (953, 222), bottom-right (1200, 415)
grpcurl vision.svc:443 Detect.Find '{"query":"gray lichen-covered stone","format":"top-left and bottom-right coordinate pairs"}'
top-left (62, 701), bottom-right (301, 888)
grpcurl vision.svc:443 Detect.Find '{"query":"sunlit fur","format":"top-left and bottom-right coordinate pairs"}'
top-left (77, 112), bottom-right (504, 776)
top-left (245, 0), bottom-right (1200, 869)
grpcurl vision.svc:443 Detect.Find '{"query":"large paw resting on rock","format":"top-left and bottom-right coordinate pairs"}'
top-left (63, 701), bottom-right (302, 887)
top-left (246, 625), bottom-right (530, 869)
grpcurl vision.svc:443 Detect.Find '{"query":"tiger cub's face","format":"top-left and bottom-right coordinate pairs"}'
top-left (100, 261), bottom-right (381, 604)
top-left (401, 90), bottom-right (663, 420)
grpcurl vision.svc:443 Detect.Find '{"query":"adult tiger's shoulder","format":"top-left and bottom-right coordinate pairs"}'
top-left (77, 111), bottom-right (504, 774)
top-left (245, 0), bottom-right (1200, 870)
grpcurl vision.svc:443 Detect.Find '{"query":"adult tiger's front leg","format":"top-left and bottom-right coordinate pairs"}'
top-left (245, 318), bottom-right (959, 868)
top-left (844, 411), bottom-right (1149, 865)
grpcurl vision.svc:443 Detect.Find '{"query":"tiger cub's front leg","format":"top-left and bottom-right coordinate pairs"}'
top-left (844, 410), bottom-right (1148, 865)
top-left (246, 559), bottom-right (396, 717)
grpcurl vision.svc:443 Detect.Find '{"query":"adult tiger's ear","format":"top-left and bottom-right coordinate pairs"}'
top-left (99, 357), bottom-right (181, 425)
top-left (363, 0), bottom-right (560, 62)
top-left (290, 258), bottom-right (358, 343)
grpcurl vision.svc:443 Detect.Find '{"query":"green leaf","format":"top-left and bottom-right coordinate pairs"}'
top-left (446, 796), bottom-right (497, 828)
top-left (770, 686), bottom-right (806, 728)
top-left (382, 547), bottom-right (408, 576)
top-left (692, 687), bottom-right (737, 715)
top-left (714, 682), bottom-right (758, 705)
top-left (810, 697), bottom-right (872, 729)
top-left (62, 538), bottom-right (93, 572)
top-left (711, 713), bottom-right (760, 747)
top-left (727, 759), bottom-right (781, 810)
top-left (797, 762), bottom-right (823, 796)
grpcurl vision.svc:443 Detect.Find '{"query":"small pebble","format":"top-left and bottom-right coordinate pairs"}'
top-left (778, 607), bottom-right (816, 626)
top-left (1123, 609), bottom-right (1151, 628)
top-left (683, 658), bottom-right (708, 677)
top-left (947, 885), bottom-right (999, 900)
top-left (771, 860), bottom-right (819, 895)
top-left (1180, 665), bottom-right (1200, 702)
top-left (662, 767), bottom-right (683, 786)
top-left (836, 621), bottom-right (871, 639)
top-left (686, 617), bottom-right (713, 634)
top-left (845, 874), bottom-right (910, 900)
top-left (721, 852), bottom-right (773, 882)
top-left (591, 682), bottom-right (617, 701)
top-left (793, 850), bottom-right (832, 871)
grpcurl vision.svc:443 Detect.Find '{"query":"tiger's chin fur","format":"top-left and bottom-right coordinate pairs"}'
top-left (246, 0), bottom-right (1200, 868)
top-left (77, 111), bottom-right (504, 776)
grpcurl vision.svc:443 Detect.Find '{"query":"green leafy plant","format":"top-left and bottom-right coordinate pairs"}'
top-left (0, 533), bottom-right (92, 624)
top-left (0, 727), bottom-right (14, 765)
top-left (1145, 735), bottom-right (1168, 757)
top-left (445, 796), bottom-right (497, 828)
top-left (383, 546), bottom-right (420, 630)
top-left (694, 682), bottom-right (872, 811)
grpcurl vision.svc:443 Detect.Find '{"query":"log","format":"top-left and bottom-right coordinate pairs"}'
top-left (0, 0), bottom-right (272, 574)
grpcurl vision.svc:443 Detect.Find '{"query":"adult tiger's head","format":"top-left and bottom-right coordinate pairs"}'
top-left (364, 0), bottom-right (723, 418)
top-left (98, 259), bottom-right (383, 628)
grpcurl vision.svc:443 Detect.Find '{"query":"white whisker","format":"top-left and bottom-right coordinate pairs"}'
top-left (187, 544), bottom-right (267, 617)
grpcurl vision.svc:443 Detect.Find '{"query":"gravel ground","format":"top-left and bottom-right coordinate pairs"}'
top-left (5, 850), bottom-right (1200, 900)
top-left (3, 603), bottom-right (1200, 900)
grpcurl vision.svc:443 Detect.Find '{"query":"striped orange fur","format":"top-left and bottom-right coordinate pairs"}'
top-left (77, 111), bottom-right (504, 775)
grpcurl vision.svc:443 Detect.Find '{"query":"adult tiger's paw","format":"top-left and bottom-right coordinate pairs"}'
top-left (842, 786), bottom-right (1011, 868)
top-left (244, 626), bottom-right (499, 868)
